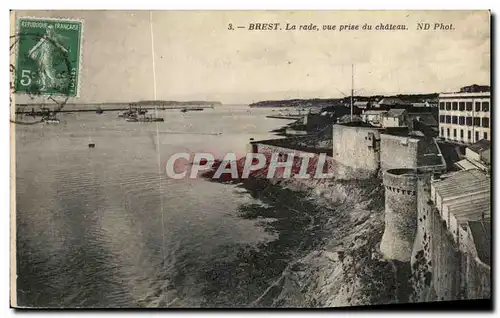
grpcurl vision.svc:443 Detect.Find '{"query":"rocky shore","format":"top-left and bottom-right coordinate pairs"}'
top-left (200, 168), bottom-right (413, 307)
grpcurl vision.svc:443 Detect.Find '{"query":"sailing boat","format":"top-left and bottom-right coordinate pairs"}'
top-left (145, 12), bottom-right (163, 123)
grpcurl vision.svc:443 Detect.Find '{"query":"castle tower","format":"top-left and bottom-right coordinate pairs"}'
top-left (380, 168), bottom-right (418, 262)
top-left (246, 140), bottom-right (257, 154)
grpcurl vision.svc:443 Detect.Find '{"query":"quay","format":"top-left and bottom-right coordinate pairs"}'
top-left (266, 115), bottom-right (303, 120)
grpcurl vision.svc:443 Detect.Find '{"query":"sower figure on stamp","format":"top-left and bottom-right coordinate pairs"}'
top-left (28, 25), bottom-right (68, 92)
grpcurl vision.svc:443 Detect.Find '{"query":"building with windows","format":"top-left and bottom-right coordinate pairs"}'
top-left (430, 169), bottom-right (491, 267)
top-left (438, 89), bottom-right (490, 144)
top-left (382, 108), bottom-right (409, 128)
top-left (361, 109), bottom-right (387, 126)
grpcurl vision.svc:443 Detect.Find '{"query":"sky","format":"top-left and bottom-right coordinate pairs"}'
top-left (12, 10), bottom-right (490, 104)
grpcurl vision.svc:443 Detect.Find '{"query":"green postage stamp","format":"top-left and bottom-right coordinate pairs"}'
top-left (14, 17), bottom-right (83, 97)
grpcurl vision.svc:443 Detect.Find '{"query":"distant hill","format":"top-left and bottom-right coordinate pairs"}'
top-left (249, 94), bottom-right (439, 108)
top-left (249, 98), bottom-right (342, 108)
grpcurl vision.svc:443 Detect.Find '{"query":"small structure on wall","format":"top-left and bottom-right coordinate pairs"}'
top-left (361, 110), bottom-right (387, 127)
top-left (382, 108), bottom-right (409, 128)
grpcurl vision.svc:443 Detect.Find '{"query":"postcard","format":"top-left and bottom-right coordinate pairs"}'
top-left (10, 10), bottom-right (491, 309)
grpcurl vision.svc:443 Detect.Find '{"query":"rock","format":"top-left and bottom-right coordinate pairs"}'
top-left (324, 251), bottom-right (340, 262)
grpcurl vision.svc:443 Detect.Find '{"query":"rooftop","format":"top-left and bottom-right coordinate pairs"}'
top-left (468, 139), bottom-right (491, 154)
top-left (417, 137), bottom-right (446, 168)
top-left (455, 158), bottom-right (489, 172)
top-left (378, 97), bottom-right (409, 106)
top-left (447, 196), bottom-right (491, 223)
top-left (468, 220), bottom-right (491, 266)
top-left (363, 110), bottom-right (387, 115)
top-left (309, 106), bottom-right (324, 114)
top-left (412, 102), bottom-right (428, 107)
top-left (382, 127), bottom-right (412, 137)
top-left (460, 84), bottom-right (490, 93)
top-left (436, 141), bottom-right (463, 170)
top-left (408, 113), bottom-right (438, 127)
top-left (439, 91), bottom-right (490, 97)
top-left (386, 108), bottom-right (407, 117)
top-left (481, 149), bottom-right (491, 165)
top-left (432, 169), bottom-right (490, 200)
top-left (354, 101), bottom-right (370, 106)
top-left (336, 117), bottom-right (373, 127)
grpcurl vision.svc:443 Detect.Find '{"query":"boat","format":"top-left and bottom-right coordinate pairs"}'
top-left (118, 112), bottom-right (130, 118)
top-left (96, 107), bottom-right (104, 114)
top-left (42, 115), bottom-right (60, 124)
top-left (88, 143), bottom-right (96, 148)
top-left (44, 119), bottom-right (60, 124)
top-left (141, 117), bottom-right (164, 122)
top-left (126, 114), bottom-right (163, 122)
top-left (118, 107), bottom-right (137, 118)
top-left (181, 107), bottom-right (204, 112)
top-left (138, 116), bottom-right (164, 122)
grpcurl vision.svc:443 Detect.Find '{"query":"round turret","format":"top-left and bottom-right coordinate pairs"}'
top-left (380, 168), bottom-right (418, 261)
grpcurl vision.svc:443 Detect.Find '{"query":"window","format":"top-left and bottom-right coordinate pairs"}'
top-left (468, 130), bottom-right (471, 140)
top-left (482, 117), bottom-right (489, 128)
top-left (482, 101), bottom-right (490, 112)
top-left (466, 117), bottom-right (472, 126)
top-left (440, 102), bottom-right (445, 110)
top-left (459, 102), bottom-right (465, 111)
top-left (446, 102), bottom-right (451, 110)
top-left (460, 129), bottom-right (464, 139)
top-left (452, 102), bottom-right (458, 110)
top-left (474, 117), bottom-right (481, 126)
top-left (453, 129), bottom-right (457, 137)
top-left (466, 102), bottom-right (473, 111)
top-left (446, 115), bottom-right (451, 123)
top-left (459, 116), bottom-right (465, 125)
top-left (475, 102), bottom-right (481, 112)
top-left (484, 132), bottom-right (488, 140)
top-left (439, 115), bottom-right (445, 123)
top-left (447, 128), bottom-right (450, 137)
top-left (452, 116), bottom-right (458, 124)
top-left (441, 128), bottom-right (444, 136)
top-left (475, 131), bottom-right (479, 141)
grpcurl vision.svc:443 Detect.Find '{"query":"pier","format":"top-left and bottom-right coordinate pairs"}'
top-left (265, 115), bottom-right (303, 120)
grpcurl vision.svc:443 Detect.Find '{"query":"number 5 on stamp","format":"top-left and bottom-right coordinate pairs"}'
top-left (15, 18), bottom-right (83, 97)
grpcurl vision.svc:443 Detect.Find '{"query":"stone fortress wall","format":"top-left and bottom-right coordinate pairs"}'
top-left (250, 123), bottom-right (489, 301)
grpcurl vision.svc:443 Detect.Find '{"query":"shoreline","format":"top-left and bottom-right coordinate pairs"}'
top-left (198, 166), bottom-right (414, 307)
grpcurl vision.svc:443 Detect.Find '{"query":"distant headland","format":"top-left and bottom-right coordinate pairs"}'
top-left (248, 94), bottom-right (439, 108)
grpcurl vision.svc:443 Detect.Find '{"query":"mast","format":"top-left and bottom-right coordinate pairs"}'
top-left (150, 10), bottom-right (166, 276)
top-left (150, 11), bottom-right (158, 115)
top-left (350, 64), bottom-right (354, 122)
